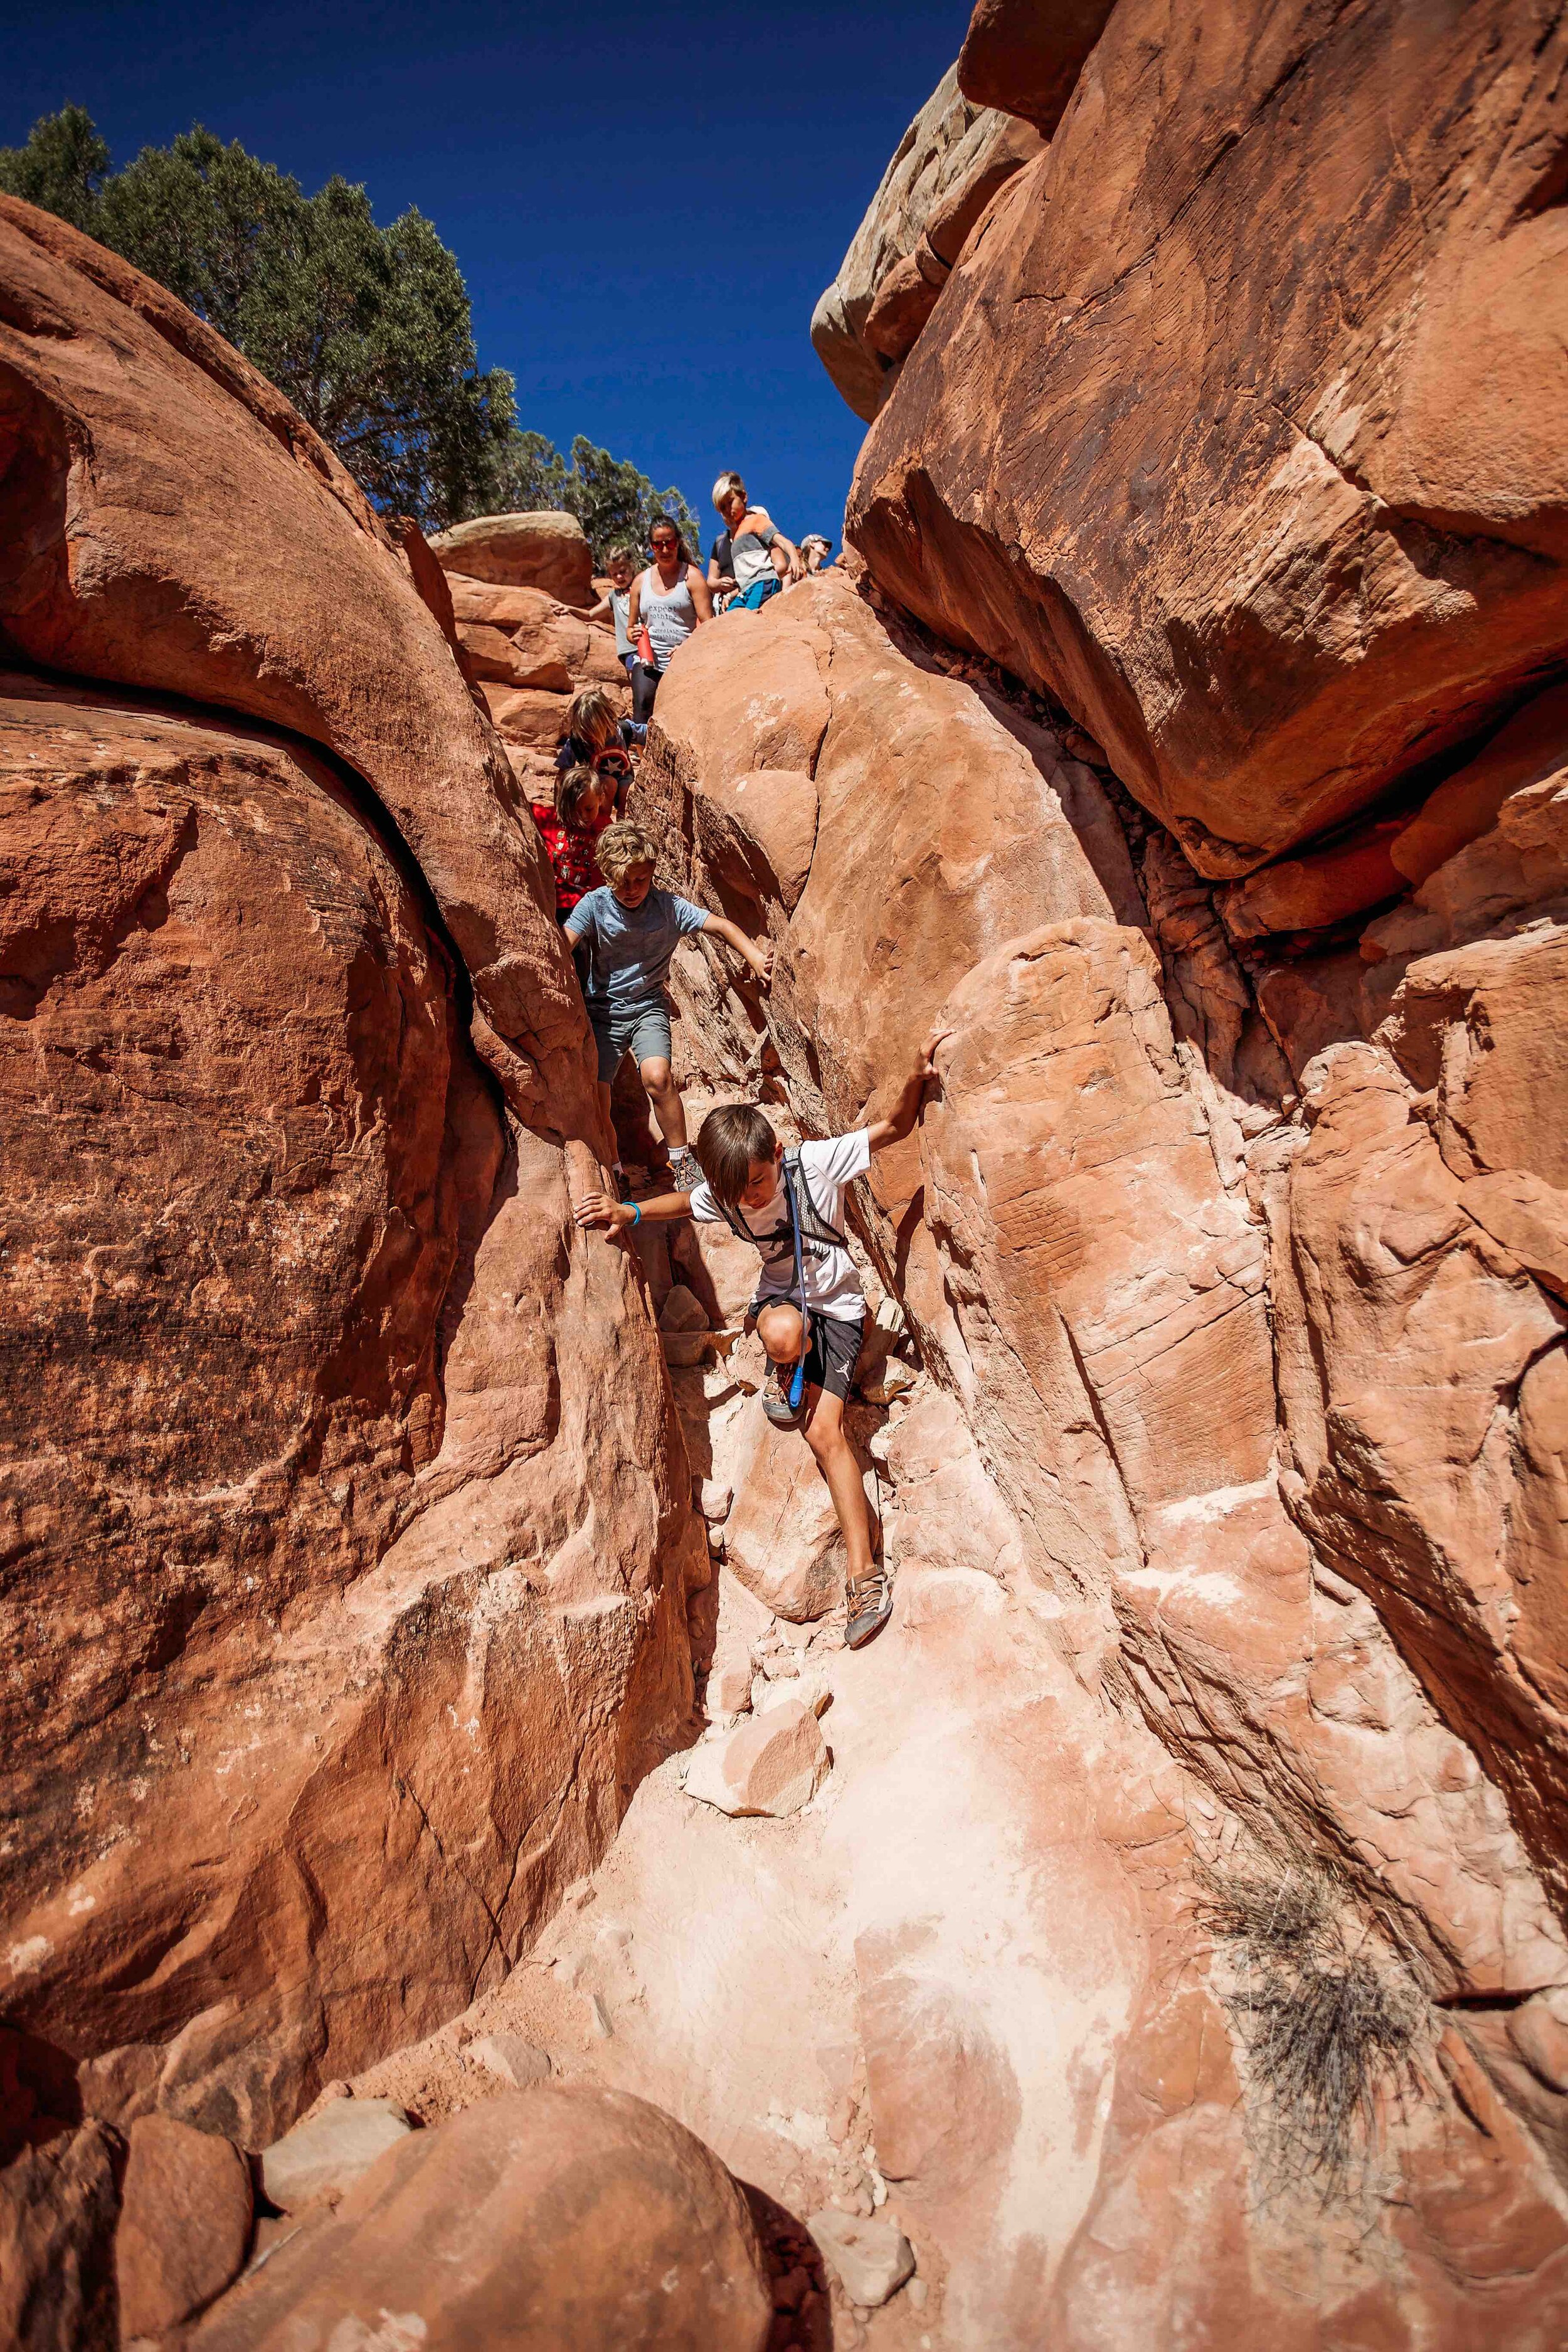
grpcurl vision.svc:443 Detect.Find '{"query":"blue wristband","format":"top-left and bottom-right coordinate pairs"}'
top-left (630, 1202), bottom-right (642, 1225)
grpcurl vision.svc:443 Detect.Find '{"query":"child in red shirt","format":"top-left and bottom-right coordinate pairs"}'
top-left (532, 764), bottom-right (615, 924)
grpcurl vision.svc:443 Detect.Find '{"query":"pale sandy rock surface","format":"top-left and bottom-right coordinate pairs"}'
top-left (259, 2097), bottom-right (412, 2213)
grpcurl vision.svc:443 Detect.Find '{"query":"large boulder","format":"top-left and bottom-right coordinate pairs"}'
top-left (0, 194), bottom-right (593, 1137)
top-left (811, 66), bottom-right (1041, 421)
top-left (956, 0), bottom-right (1120, 132)
top-left (847, 0), bottom-right (1568, 878)
top-left (184, 2087), bottom-right (773, 2351)
top-left (431, 511), bottom-right (596, 609)
top-left (0, 206), bottom-right (703, 2145)
top-left (443, 573), bottom-right (630, 798)
top-left (0, 668), bottom-right (701, 2141)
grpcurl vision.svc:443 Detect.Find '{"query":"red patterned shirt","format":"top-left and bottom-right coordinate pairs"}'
top-left (532, 802), bottom-right (612, 917)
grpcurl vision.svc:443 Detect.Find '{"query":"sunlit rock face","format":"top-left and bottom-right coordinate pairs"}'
top-left (6, 0), bottom-right (1568, 2333)
top-left (845, 0), bottom-right (1568, 880)
top-left (0, 194), bottom-right (701, 2157)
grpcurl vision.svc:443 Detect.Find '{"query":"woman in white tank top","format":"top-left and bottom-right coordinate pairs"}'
top-left (626, 517), bottom-right (713, 725)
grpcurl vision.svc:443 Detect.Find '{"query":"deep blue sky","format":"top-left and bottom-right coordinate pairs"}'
top-left (3, 0), bottom-right (969, 544)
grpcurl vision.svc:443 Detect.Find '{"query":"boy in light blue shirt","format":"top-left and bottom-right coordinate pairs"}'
top-left (564, 822), bottom-right (773, 1189)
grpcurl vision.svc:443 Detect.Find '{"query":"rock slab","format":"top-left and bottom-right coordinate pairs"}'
top-left (431, 511), bottom-right (596, 609)
top-left (259, 2099), bottom-right (413, 2214)
top-left (808, 2208), bottom-right (915, 2307)
top-left (186, 2086), bottom-right (773, 2351)
top-left (116, 2114), bottom-right (253, 2336)
top-left (684, 1700), bottom-right (830, 1818)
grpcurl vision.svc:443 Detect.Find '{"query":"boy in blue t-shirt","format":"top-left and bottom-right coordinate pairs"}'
top-left (564, 821), bottom-right (773, 1189)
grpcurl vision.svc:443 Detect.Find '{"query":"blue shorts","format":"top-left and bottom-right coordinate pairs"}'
top-left (590, 999), bottom-right (673, 1083)
top-left (727, 577), bottom-right (781, 613)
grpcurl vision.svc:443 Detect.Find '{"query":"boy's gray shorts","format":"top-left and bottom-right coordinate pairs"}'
top-left (749, 1300), bottom-right (864, 1403)
top-left (590, 999), bottom-right (673, 1082)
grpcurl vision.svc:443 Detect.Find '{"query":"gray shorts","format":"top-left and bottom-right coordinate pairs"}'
top-left (590, 999), bottom-right (673, 1083)
top-left (750, 1299), bottom-right (864, 1402)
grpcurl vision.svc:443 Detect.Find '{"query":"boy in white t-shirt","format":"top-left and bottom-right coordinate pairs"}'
top-left (573, 1029), bottom-right (948, 1648)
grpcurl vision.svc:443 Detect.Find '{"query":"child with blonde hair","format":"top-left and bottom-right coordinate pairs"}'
top-left (564, 823), bottom-right (773, 1188)
top-left (556, 686), bottom-right (636, 797)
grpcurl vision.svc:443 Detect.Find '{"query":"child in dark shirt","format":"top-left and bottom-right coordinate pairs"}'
top-left (556, 687), bottom-right (637, 794)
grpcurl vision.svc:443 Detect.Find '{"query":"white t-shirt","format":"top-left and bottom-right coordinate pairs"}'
top-left (690, 1130), bottom-right (871, 1324)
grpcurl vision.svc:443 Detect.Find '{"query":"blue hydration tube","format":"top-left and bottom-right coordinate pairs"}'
top-left (782, 1158), bottom-right (807, 1412)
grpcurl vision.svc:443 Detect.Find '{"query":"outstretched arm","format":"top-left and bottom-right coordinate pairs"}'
top-left (575, 1189), bottom-right (691, 1232)
top-left (703, 913), bottom-right (774, 985)
top-left (867, 1029), bottom-right (951, 1152)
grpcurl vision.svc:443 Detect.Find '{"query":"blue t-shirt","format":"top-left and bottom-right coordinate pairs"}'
top-left (566, 885), bottom-right (709, 1009)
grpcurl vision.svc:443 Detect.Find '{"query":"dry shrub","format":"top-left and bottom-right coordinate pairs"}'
top-left (1198, 1850), bottom-right (1430, 2205)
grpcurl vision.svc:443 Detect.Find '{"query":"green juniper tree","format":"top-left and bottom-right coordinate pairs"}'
top-left (476, 430), bottom-right (704, 565)
top-left (0, 109), bottom-right (513, 527)
top-left (0, 107), bottom-right (703, 544)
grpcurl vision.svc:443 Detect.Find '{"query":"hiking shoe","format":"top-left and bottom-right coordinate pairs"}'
top-left (844, 1568), bottom-right (893, 1650)
top-left (669, 1146), bottom-right (702, 1194)
top-left (761, 1361), bottom-right (805, 1429)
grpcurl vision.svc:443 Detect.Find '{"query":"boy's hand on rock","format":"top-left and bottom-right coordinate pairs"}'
top-left (755, 941), bottom-right (776, 987)
top-left (573, 1190), bottom-right (632, 1232)
top-left (919, 1027), bottom-right (953, 1085)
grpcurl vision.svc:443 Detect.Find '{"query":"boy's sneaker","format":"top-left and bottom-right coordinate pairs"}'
top-left (761, 1361), bottom-right (805, 1429)
top-left (845, 1567), bottom-right (893, 1650)
top-left (669, 1146), bottom-right (702, 1193)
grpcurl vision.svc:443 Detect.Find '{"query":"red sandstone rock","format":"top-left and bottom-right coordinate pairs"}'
top-left (0, 672), bottom-right (701, 2140)
top-left (1458, 1171), bottom-right (1568, 1303)
top-left (1217, 818), bottom-right (1405, 941)
top-left (684, 1699), bottom-right (831, 1818)
top-left (430, 510), bottom-right (596, 609)
top-left (0, 2121), bottom-right (120, 2352)
top-left (185, 2087), bottom-right (773, 2351)
top-left (848, 1), bottom-right (1568, 877)
top-left (720, 1419), bottom-right (851, 1624)
top-left (1393, 679), bottom-right (1568, 887)
top-left (115, 2114), bottom-right (253, 2336)
top-left (645, 573), bottom-right (1144, 1150)
top-left (811, 68), bottom-right (1041, 420)
top-left (649, 562), bottom-right (1568, 2132)
top-left (956, 0), bottom-right (1120, 133)
top-left (0, 196), bottom-right (593, 1138)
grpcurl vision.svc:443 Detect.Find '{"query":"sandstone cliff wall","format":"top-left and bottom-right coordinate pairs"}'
top-left (0, 194), bottom-right (704, 2153)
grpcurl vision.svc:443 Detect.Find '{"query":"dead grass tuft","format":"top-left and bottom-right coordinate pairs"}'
top-left (1198, 1851), bottom-right (1430, 2205)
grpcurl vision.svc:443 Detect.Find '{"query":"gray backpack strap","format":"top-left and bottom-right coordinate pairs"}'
top-left (783, 1147), bottom-right (847, 1249)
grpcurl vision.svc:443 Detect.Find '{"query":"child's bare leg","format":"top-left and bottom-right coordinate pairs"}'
top-left (596, 1078), bottom-right (616, 1163)
top-left (756, 1301), bottom-right (805, 1365)
top-left (639, 1055), bottom-right (688, 1149)
top-left (802, 1389), bottom-right (874, 1582)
